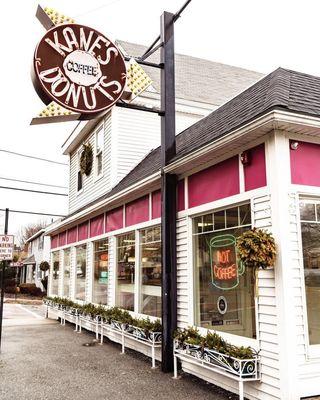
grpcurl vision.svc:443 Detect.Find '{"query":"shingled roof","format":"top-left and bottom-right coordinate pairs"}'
top-left (118, 40), bottom-right (263, 107)
top-left (69, 67), bottom-right (320, 217)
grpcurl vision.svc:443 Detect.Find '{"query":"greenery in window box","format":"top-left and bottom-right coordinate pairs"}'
top-left (174, 327), bottom-right (257, 360)
top-left (80, 143), bottom-right (93, 176)
top-left (236, 228), bottom-right (276, 270)
top-left (39, 261), bottom-right (50, 272)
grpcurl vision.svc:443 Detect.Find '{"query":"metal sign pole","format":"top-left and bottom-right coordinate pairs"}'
top-left (0, 208), bottom-right (9, 353)
top-left (160, 11), bottom-right (177, 373)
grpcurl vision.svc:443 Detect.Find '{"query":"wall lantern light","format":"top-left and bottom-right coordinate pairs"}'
top-left (240, 150), bottom-right (251, 165)
top-left (290, 141), bottom-right (299, 150)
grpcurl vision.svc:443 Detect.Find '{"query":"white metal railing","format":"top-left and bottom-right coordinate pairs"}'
top-left (173, 340), bottom-right (261, 400)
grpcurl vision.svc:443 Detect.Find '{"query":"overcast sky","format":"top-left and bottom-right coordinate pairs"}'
top-left (2, 0), bottom-right (320, 240)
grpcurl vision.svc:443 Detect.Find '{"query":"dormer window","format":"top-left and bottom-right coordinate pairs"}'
top-left (95, 125), bottom-right (104, 178)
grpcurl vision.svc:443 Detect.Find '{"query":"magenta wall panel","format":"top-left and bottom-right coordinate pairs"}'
top-left (67, 227), bottom-right (77, 244)
top-left (106, 207), bottom-right (123, 232)
top-left (90, 214), bottom-right (104, 238)
top-left (177, 180), bottom-right (185, 211)
top-left (152, 190), bottom-right (161, 219)
top-left (78, 221), bottom-right (89, 241)
top-left (51, 235), bottom-right (58, 249)
top-left (290, 141), bottom-right (320, 186)
top-left (58, 231), bottom-right (67, 247)
top-left (244, 143), bottom-right (267, 191)
top-left (188, 156), bottom-right (240, 208)
top-left (125, 195), bottom-right (149, 227)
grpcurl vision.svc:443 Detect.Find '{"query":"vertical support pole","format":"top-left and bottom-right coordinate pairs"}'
top-left (121, 329), bottom-right (125, 354)
top-left (151, 344), bottom-right (156, 369)
top-left (173, 353), bottom-right (178, 379)
top-left (0, 208), bottom-right (9, 353)
top-left (238, 381), bottom-right (244, 400)
top-left (160, 11), bottom-right (177, 374)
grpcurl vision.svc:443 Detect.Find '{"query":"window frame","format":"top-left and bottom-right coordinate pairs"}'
top-left (92, 238), bottom-right (109, 305)
top-left (75, 244), bottom-right (87, 302)
top-left (77, 148), bottom-right (83, 194)
top-left (94, 123), bottom-right (104, 180)
top-left (188, 199), bottom-right (259, 349)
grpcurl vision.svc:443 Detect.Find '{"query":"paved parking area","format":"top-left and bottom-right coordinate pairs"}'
top-left (0, 304), bottom-right (236, 400)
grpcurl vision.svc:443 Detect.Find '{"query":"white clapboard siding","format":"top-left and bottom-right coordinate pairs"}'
top-left (176, 216), bottom-right (189, 328)
top-left (69, 112), bottom-right (113, 214)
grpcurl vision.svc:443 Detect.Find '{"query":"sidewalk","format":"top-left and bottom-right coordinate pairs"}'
top-left (0, 304), bottom-right (237, 400)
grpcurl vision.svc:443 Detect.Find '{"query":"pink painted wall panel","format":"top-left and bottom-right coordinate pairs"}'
top-left (152, 190), bottom-right (161, 219)
top-left (58, 231), bottom-right (67, 247)
top-left (125, 196), bottom-right (149, 227)
top-left (78, 222), bottom-right (89, 241)
top-left (90, 214), bottom-right (104, 238)
top-left (67, 227), bottom-right (77, 244)
top-left (244, 143), bottom-right (267, 191)
top-left (188, 156), bottom-right (240, 208)
top-left (51, 235), bottom-right (58, 249)
top-left (106, 207), bottom-right (123, 232)
top-left (177, 180), bottom-right (185, 211)
top-left (290, 141), bottom-right (320, 186)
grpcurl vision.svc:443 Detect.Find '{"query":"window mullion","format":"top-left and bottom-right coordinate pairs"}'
top-left (134, 229), bottom-right (141, 314)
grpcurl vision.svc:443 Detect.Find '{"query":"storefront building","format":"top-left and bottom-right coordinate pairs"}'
top-left (46, 65), bottom-right (320, 399)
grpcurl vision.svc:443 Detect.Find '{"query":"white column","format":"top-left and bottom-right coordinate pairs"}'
top-left (134, 229), bottom-right (141, 314)
top-left (267, 130), bottom-right (299, 399)
top-left (70, 247), bottom-right (76, 300)
top-left (58, 249), bottom-right (64, 297)
top-left (86, 241), bottom-right (94, 303)
top-left (108, 236), bottom-right (117, 307)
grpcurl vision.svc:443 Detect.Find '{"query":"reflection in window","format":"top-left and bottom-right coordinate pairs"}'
top-left (116, 233), bottom-right (135, 311)
top-left (93, 239), bottom-right (109, 305)
top-left (63, 249), bottom-right (71, 298)
top-left (193, 204), bottom-right (256, 339)
top-left (140, 226), bottom-right (161, 317)
top-left (51, 251), bottom-right (59, 296)
top-left (75, 244), bottom-right (87, 301)
top-left (300, 199), bottom-right (320, 344)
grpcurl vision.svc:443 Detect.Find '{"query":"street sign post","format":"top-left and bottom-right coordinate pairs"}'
top-left (0, 208), bottom-right (10, 353)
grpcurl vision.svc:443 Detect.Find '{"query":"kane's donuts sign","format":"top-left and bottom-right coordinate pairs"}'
top-left (32, 24), bottom-right (127, 117)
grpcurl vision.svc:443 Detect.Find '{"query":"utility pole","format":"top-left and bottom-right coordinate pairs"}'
top-left (0, 208), bottom-right (9, 353)
top-left (160, 11), bottom-right (177, 373)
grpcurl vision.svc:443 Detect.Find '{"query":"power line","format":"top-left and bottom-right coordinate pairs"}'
top-left (0, 185), bottom-right (68, 197)
top-left (0, 176), bottom-right (68, 189)
top-left (0, 209), bottom-right (65, 218)
top-left (74, 0), bottom-right (124, 18)
top-left (0, 149), bottom-right (68, 166)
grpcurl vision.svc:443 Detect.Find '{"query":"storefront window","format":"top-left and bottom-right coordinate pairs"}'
top-left (93, 239), bottom-right (109, 305)
top-left (116, 232), bottom-right (135, 311)
top-left (300, 199), bottom-right (320, 345)
top-left (193, 203), bottom-right (256, 338)
top-left (75, 244), bottom-right (87, 301)
top-left (63, 248), bottom-right (71, 298)
top-left (140, 226), bottom-right (161, 317)
top-left (51, 251), bottom-right (59, 295)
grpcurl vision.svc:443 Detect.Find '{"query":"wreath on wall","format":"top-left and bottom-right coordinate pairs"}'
top-left (80, 143), bottom-right (93, 176)
top-left (236, 228), bottom-right (276, 270)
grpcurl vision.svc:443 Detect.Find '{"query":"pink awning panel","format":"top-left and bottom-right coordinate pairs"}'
top-left (78, 221), bottom-right (89, 241)
top-left (106, 207), bottom-right (123, 232)
top-left (177, 179), bottom-right (185, 211)
top-left (67, 226), bottom-right (77, 244)
top-left (152, 190), bottom-right (161, 219)
top-left (244, 143), bottom-right (267, 191)
top-left (188, 156), bottom-right (240, 208)
top-left (290, 141), bottom-right (320, 186)
top-left (51, 235), bottom-right (59, 249)
top-left (125, 195), bottom-right (149, 227)
top-left (90, 214), bottom-right (104, 238)
top-left (58, 231), bottom-right (67, 247)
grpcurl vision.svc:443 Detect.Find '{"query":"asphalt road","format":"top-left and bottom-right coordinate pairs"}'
top-left (0, 304), bottom-right (237, 400)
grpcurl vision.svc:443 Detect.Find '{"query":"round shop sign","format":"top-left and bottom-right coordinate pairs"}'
top-left (32, 24), bottom-right (127, 117)
top-left (217, 296), bottom-right (227, 315)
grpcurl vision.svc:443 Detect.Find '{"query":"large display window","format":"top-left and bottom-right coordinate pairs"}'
top-left (63, 248), bottom-right (71, 298)
top-left (193, 203), bottom-right (256, 338)
top-left (75, 244), bottom-right (87, 301)
top-left (93, 239), bottom-right (109, 305)
top-left (300, 198), bottom-right (320, 345)
top-left (116, 232), bottom-right (135, 311)
top-left (51, 251), bottom-right (60, 295)
top-left (140, 226), bottom-right (161, 317)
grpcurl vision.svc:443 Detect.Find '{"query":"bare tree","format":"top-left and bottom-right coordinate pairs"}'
top-left (18, 221), bottom-right (47, 246)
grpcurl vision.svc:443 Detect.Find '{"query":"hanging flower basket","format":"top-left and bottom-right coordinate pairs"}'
top-left (236, 228), bottom-right (276, 270)
top-left (39, 261), bottom-right (50, 271)
top-left (80, 143), bottom-right (93, 176)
